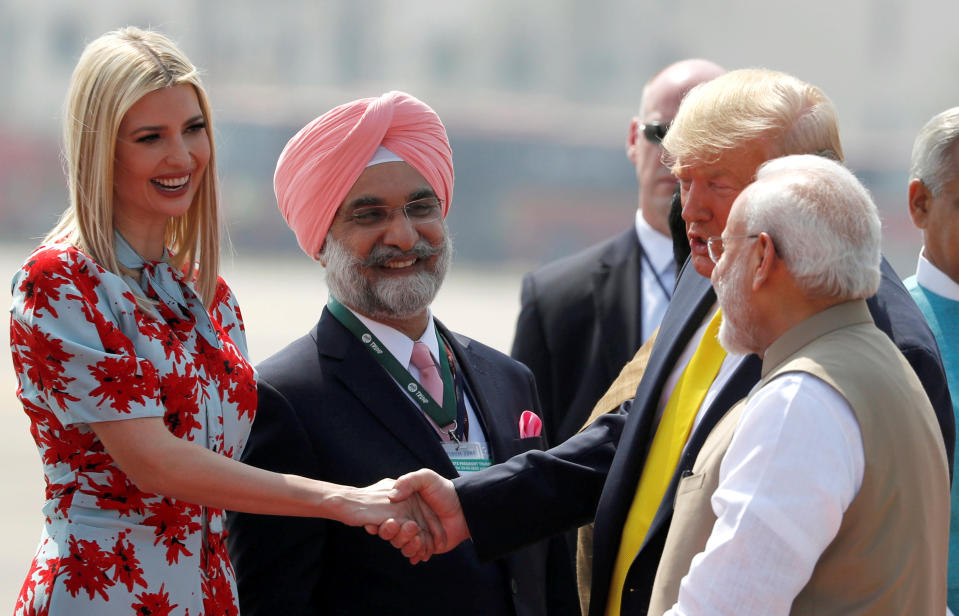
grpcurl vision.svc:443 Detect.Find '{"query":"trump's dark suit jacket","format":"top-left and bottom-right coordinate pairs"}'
top-left (455, 256), bottom-right (954, 616)
top-left (226, 309), bottom-right (577, 616)
top-left (512, 228), bottom-right (649, 446)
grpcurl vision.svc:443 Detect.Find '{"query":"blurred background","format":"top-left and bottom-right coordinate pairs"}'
top-left (2, 0), bottom-right (958, 604)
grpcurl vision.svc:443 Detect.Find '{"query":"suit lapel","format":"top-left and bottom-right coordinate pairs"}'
top-left (638, 262), bottom-right (716, 403)
top-left (609, 264), bottom-right (715, 483)
top-left (436, 320), bottom-right (515, 464)
top-left (314, 309), bottom-right (456, 474)
top-left (592, 229), bottom-right (644, 380)
top-left (590, 264), bottom-right (717, 610)
top-left (641, 353), bottom-right (762, 552)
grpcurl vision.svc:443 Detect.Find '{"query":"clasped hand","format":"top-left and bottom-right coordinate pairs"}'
top-left (356, 470), bottom-right (470, 564)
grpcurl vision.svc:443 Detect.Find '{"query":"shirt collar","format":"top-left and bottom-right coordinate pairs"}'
top-left (350, 307), bottom-right (439, 368)
top-left (114, 231), bottom-right (221, 348)
top-left (916, 249), bottom-right (959, 301)
top-left (115, 230), bottom-right (170, 269)
top-left (634, 210), bottom-right (675, 275)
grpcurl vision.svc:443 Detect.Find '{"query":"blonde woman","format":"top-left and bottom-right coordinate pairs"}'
top-left (11, 27), bottom-right (426, 615)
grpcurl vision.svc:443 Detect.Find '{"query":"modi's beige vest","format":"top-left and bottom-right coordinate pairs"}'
top-left (647, 301), bottom-right (949, 615)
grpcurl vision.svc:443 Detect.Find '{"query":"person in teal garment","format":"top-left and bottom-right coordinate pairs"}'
top-left (905, 105), bottom-right (959, 612)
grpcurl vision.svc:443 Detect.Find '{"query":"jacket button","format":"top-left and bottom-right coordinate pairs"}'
top-left (511, 578), bottom-right (519, 594)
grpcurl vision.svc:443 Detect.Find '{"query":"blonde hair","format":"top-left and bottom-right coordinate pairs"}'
top-left (663, 68), bottom-right (844, 171)
top-left (48, 26), bottom-right (220, 307)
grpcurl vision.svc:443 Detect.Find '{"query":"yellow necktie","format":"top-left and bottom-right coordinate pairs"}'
top-left (606, 309), bottom-right (726, 616)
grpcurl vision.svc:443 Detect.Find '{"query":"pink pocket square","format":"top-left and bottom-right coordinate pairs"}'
top-left (519, 410), bottom-right (543, 438)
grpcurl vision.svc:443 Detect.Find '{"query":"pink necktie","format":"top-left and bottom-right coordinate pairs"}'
top-left (410, 341), bottom-right (449, 440)
top-left (410, 341), bottom-right (444, 403)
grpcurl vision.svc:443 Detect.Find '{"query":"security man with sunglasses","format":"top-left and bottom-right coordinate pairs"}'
top-left (225, 91), bottom-right (578, 616)
top-left (511, 59), bottom-right (726, 450)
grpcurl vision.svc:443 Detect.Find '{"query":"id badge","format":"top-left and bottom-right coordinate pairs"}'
top-left (442, 441), bottom-right (491, 474)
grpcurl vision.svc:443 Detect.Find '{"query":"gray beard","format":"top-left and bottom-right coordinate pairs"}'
top-left (715, 262), bottom-right (761, 356)
top-left (322, 229), bottom-right (452, 320)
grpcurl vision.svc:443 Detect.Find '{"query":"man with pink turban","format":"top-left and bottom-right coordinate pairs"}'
top-left (226, 91), bottom-right (578, 616)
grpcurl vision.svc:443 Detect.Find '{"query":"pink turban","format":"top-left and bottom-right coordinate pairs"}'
top-left (274, 91), bottom-right (454, 259)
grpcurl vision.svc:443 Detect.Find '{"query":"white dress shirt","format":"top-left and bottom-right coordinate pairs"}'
top-left (665, 372), bottom-right (864, 615)
top-left (916, 249), bottom-right (959, 300)
top-left (351, 308), bottom-right (487, 447)
top-left (635, 210), bottom-right (677, 342)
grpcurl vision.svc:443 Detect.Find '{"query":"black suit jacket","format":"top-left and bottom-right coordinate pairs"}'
top-left (226, 309), bottom-right (578, 616)
top-left (511, 228), bottom-right (651, 445)
top-left (456, 256), bottom-right (954, 616)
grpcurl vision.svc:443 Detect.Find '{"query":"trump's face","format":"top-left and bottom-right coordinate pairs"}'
top-left (676, 142), bottom-right (769, 279)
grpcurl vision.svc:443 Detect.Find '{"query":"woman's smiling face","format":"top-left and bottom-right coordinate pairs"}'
top-left (113, 84), bottom-right (210, 256)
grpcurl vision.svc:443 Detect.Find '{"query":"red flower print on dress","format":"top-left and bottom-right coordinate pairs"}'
top-left (94, 316), bottom-right (136, 357)
top-left (13, 243), bottom-right (255, 612)
top-left (132, 583), bottom-right (179, 616)
top-left (88, 355), bottom-right (159, 413)
top-left (18, 253), bottom-right (72, 319)
top-left (108, 531), bottom-right (149, 592)
top-left (14, 589), bottom-right (46, 616)
top-left (64, 255), bottom-right (105, 304)
top-left (211, 292), bottom-right (240, 340)
top-left (201, 533), bottom-right (238, 616)
top-left (37, 423), bottom-right (109, 474)
top-left (161, 365), bottom-right (202, 439)
top-left (194, 334), bottom-right (227, 373)
top-left (61, 258), bottom-right (113, 332)
top-left (144, 498), bottom-right (202, 565)
top-left (226, 363), bottom-right (257, 422)
top-left (156, 300), bottom-right (195, 344)
top-left (137, 310), bottom-right (188, 363)
top-left (11, 321), bottom-right (79, 411)
top-left (88, 467), bottom-right (150, 516)
top-left (20, 397), bottom-right (57, 446)
top-left (44, 480), bottom-right (78, 517)
top-left (14, 550), bottom-right (55, 615)
top-left (61, 536), bottom-right (114, 600)
top-left (202, 572), bottom-right (239, 616)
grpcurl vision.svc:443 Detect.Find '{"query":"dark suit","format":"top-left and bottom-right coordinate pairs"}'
top-left (512, 228), bottom-right (652, 445)
top-left (456, 256), bottom-right (954, 616)
top-left (226, 309), bottom-right (578, 616)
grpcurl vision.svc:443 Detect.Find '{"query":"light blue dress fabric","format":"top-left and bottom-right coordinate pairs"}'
top-left (11, 236), bottom-right (256, 615)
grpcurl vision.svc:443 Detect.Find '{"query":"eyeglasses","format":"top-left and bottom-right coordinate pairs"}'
top-left (639, 121), bottom-right (670, 144)
top-left (706, 234), bottom-right (760, 263)
top-left (347, 197), bottom-right (444, 229)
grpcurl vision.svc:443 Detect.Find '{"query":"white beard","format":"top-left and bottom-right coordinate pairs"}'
top-left (322, 228), bottom-right (452, 319)
top-left (715, 259), bottom-right (761, 356)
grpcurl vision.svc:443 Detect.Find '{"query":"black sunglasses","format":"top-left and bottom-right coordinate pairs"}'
top-left (639, 121), bottom-right (670, 144)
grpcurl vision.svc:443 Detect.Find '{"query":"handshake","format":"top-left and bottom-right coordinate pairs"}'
top-left (342, 469), bottom-right (469, 563)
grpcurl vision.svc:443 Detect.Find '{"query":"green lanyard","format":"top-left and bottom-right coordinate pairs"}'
top-left (327, 296), bottom-right (458, 430)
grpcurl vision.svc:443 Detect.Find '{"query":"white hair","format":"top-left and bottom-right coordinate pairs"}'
top-left (737, 154), bottom-right (881, 300)
top-left (909, 107), bottom-right (959, 196)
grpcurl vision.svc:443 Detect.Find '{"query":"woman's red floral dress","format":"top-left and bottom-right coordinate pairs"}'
top-left (11, 240), bottom-right (257, 615)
